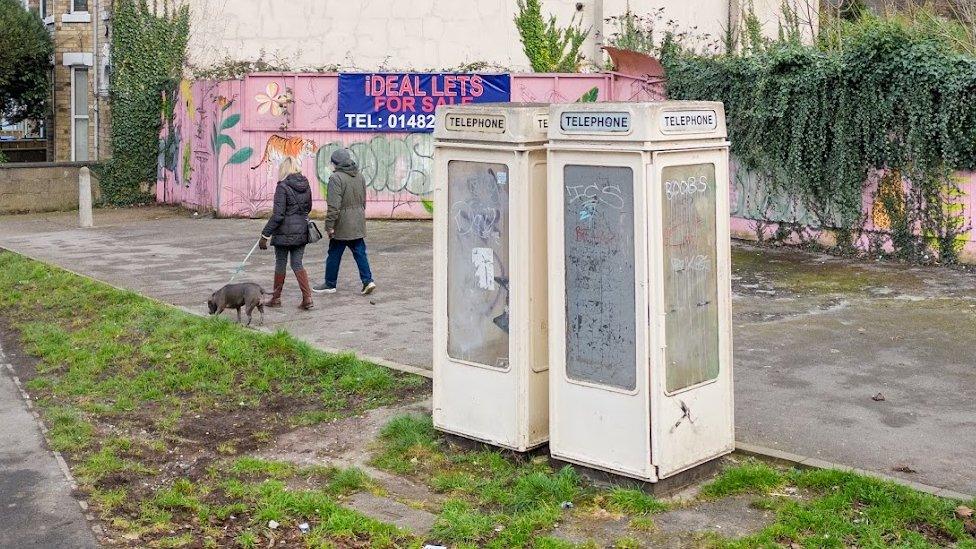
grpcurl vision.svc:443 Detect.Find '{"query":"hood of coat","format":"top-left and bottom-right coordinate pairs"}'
top-left (330, 148), bottom-right (360, 177)
top-left (281, 173), bottom-right (311, 194)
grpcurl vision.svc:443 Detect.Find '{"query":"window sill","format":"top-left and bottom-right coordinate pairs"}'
top-left (61, 12), bottom-right (92, 23)
top-left (43, 15), bottom-right (55, 26)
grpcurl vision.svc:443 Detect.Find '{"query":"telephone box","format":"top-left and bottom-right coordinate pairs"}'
top-left (432, 103), bottom-right (551, 451)
top-left (547, 101), bottom-right (734, 481)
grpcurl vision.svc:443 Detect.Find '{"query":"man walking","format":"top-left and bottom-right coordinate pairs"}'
top-left (314, 148), bottom-right (377, 295)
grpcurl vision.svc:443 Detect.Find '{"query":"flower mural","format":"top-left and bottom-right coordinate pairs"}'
top-left (211, 96), bottom-right (253, 209)
top-left (255, 82), bottom-right (291, 116)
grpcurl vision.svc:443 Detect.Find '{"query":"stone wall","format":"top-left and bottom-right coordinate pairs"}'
top-left (0, 162), bottom-right (101, 214)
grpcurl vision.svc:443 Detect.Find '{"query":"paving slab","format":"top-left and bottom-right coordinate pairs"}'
top-left (343, 492), bottom-right (438, 535)
top-left (1, 207), bottom-right (975, 496)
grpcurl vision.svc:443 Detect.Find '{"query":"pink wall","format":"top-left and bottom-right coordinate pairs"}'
top-left (157, 73), bottom-right (660, 219)
top-left (728, 161), bottom-right (976, 262)
top-left (157, 72), bottom-right (973, 261)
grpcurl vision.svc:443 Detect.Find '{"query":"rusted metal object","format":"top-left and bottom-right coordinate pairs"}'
top-left (603, 46), bottom-right (666, 78)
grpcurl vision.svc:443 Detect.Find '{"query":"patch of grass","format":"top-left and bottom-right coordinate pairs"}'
top-left (158, 533), bottom-right (194, 548)
top-left (229, 457), bottom-right (296, 480)
top-left (235, 530), bottom-right (258, 549)
top-left (289, 410), bottom-right (343, 427)
top-left (612, 537), bottom-right (642, 549)
top-left (154, 479), bottom-right (204, 513)
top-left (43, 405), bottom-right (94, 452)
top-left (431, 499), bottom-right (498, 544)
top-left (605, 488), bottom-right (668, 515)
top-left (90, 487), bottom-right (127, 513)
top-left (373, 415), bottom-right (592, 544)
top-left (700, 459), bottom-right (784, 498)
top-left (76, 447), bottom-right (125, 483)
top-left (707, 462), bottom-right (976, 548)
top-left (629, 516), bottom-right (656, 532)
top-left (329, 467), bottom-right (372, 494)
top-left (372, 413), bottom-right (441, 474)
top-left (511, 466), bottom-right (582, 512)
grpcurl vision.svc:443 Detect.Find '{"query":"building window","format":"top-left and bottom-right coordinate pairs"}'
top-left (39, 0), bottom-right (47, 18)
top-left (71, 67), bottom-right (90, 161)
top-left (72, 0), bottom-right (88, 12)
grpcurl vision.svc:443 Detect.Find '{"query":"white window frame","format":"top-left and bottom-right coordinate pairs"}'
top-left (40, 0), bottom-right (53, 23)
top-left (71, 66), bottom-right (90, 162)
top-left (62, 0), bottom-right (91, 23)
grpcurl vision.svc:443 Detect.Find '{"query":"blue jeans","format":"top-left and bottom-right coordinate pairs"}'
top-left (324, 238), bottom-right (373, 288)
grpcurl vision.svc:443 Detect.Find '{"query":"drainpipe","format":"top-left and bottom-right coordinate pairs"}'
top-left (93, 0), bottom-right (100, 160)
top-left (592, 0), bottom-right (604, 68)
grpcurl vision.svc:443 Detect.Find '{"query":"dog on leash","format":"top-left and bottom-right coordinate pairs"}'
top-left (207, 283), bottom-right (270, 326)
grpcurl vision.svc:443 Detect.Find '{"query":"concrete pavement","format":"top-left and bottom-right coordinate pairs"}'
top-left (0, 342), bottom-right (98, 549)
top-left (1, 206), bottom-right (974, 496)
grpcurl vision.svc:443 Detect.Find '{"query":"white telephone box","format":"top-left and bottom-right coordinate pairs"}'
top-left (547, 101), bottom-right (734, 481)
top-left (433, 103), bottom-right (550, 451)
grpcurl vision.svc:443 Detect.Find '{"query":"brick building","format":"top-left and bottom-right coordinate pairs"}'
top-left (22, 0), bottom-right (111, 162)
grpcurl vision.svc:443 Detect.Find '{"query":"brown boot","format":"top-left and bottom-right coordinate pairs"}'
top-left (295, 269), bottom-right (314, 310)
top-left (266, 272), bottom-right (286, 308)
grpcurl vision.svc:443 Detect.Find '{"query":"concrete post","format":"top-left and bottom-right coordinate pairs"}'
top-left (79, 167), bottom-right (93, 228)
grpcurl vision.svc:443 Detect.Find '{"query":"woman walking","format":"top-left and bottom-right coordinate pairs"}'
top-left (260, 157), bottom-right (314, 310)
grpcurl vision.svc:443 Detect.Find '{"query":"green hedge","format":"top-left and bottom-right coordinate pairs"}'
top-left (664, 18), bottom-right (976, 260)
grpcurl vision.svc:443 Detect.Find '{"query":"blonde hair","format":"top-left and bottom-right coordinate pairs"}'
top-left (278, 157), bottom-right (302, 180)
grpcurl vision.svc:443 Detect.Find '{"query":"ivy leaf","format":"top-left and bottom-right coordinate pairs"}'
top-left (215, 134), bottom-right (235, 151)
top-left (577, 86), bottom-right (599, 103)
top-left (226, 147), bottom-right (253, 165)
top-left (221, 114), bottom-right (241, 130)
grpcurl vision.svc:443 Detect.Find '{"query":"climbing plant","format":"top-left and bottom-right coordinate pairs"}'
top-left (514, 0), bottom-right (589, 72)
top-left (100, 0), bottom-right (189, 205)
top-left (665, 13), bottom-right (976, 263)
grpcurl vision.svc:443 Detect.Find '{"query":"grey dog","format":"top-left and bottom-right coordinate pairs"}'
top-left (207, 283), bottom-right (270, 326)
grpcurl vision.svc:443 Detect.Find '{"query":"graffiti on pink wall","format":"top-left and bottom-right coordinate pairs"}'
top-left (157, 73), bottom-right (643, 219)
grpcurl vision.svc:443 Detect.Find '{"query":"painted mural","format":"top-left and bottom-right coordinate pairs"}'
top-left (157, 73), bottom-right (974, 261)
top-left (157, 73), bottom-right (620, 219)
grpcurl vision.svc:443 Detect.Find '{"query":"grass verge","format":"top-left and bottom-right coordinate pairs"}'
top-left (0, 251), bottom-right (429, 547)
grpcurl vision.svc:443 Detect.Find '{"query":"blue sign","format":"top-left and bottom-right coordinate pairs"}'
top-left (338, 73), bottom-right (511, 132)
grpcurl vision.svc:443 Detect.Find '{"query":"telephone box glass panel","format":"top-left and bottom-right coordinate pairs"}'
top-left (447, 161), bottom-right (511, 369)
top-left (661, 163), bottom-right (720, 393)
top-left (563, 165), bottom-right (637, 390)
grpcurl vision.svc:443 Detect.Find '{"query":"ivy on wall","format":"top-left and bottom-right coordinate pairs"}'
top-left (100, 0), bottom-right (189, 205)
top-left (665, 15), bottom-right (976, 262)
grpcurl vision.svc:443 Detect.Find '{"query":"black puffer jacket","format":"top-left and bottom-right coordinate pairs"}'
top-left (262, 173), bottom-right (312, 247)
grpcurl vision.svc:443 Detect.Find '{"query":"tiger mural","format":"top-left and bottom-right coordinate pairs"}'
top-left (251, 135), bottom-right (318, 179)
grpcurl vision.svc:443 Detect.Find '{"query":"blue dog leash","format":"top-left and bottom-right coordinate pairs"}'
top-left (229, 239), bottom-right (262, 284)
